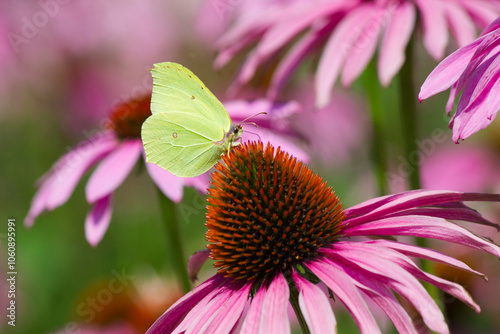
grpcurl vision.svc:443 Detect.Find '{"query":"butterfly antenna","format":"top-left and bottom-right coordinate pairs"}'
top-left (244, 130), bottom-right (262, 141)
top-left (240, 111), bottom-right (267, 123)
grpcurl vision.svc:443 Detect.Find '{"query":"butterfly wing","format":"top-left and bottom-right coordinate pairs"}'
top-left (150, 62), bottom-right (231, 131)
top-left (142, 111), bottom-right (227, 177)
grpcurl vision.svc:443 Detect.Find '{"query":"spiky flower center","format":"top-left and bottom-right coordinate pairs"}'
top-left (206, 142), bottom-right (344, 282)
top-left (107, 94), bottom-right (152, 138)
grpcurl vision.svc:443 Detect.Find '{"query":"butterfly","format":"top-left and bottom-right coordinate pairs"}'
top-left (141, 62), bottom-right (243, 177)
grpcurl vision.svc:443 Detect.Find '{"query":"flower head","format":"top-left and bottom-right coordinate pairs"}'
top-left (419, 17), bottom-right (500, 142)
top-left (25, 94), bottom-right (208, 246)
top-left (212, 0), bottom-right (500, 107)
top-left (148, 142), bottom-right (500, 334)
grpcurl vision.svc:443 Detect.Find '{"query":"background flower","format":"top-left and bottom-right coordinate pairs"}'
top-left (210, 0), bottom-right (500, 107)
top-left (419, 17), bottom-right (500, 142)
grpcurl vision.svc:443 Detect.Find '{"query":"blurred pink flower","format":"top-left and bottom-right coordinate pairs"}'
top-left (212, 0), bottom-right (500, 107)
top-left (148, 142), bottom-right (500, 334)
top-left (25, 95), bottom-right (208, 246)
top-left (419, 17), bottom-right (500, 142)
top-left (421, 144), bottom-right (500, 192)
top-left (2, 0), bottom-right (177, 129)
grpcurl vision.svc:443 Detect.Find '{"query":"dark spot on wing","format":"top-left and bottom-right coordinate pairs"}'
top-left (191, 95), bottom-right (195, 99)
top-left (172, 132), bottom-right (178, 138)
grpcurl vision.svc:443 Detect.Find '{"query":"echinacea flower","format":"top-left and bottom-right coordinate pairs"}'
top-left (212, 0), bottom-right (500, 107)
top-left (419, 17), bottom-right (500, 142)
top-left (148, 141), bottom-right (500, 334)
top-left (25, 94), bottom-right (309, 246)
top-left (25, 94), bottom-right (208, 246)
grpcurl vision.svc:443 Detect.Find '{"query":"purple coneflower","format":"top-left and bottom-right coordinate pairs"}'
top-left (148, 142), bottom-right (500, 334)
top-left (25, 94), bottom-right (208, 246)
top-left (419, 17), bottom-right (500, 142)
top-left (213, 0), bottom-right (500, 107)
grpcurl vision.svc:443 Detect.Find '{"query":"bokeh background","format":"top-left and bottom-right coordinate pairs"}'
top-left (1, 0), bottom-right (500, 333)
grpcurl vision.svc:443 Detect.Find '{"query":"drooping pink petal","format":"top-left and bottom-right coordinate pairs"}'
top-left (146, 161), bottom-right (184, 203)
top-left (415, 0), bottom-right (448, 60)
top-left (259, 273), bottom-right (290, 334)
top-left (419, 37), bottom-right (484, 101)
top-left (322, 254), bottom-right (417, 334)
top-left (243, 1), bottom-right (347, 86)
top-left (333, 242), bottom-right (481, 312)
top-left (378, 2), bottom-right (416, 86)
top-left (85, 195), bottom-right (113, 246)
top-left (389, 207), bottom-right (499, 229)
top-left (46, 132), bottom-right (118, 210)
top-left (146, 275), bottom-right (223, 334)
top-left (459, 1), bottom-right (500, 29)
top-left (343, 215), bottom-right (500, 258)
top-left (325, 248), bottom-right (449, 334)
top-left (452, 50), bottom-right (500, 141)
top-left (240, 283), bottom-right (266, 334)
top-left (184, 284), bottom-right (250, 334)
top-left (269, 23), bottom-right (327, 99)
top-left (444, 1), bottom-right (477, 48)
top-left (292, 272), bottom-right (337, 334)
top-left (343, 189), bottom-right (500, 227)
top-left (315, 4), bottom-right (372, 108)
top-left (339, 239), bottom-right (485, 278)
top-left (308, 260), bottom-right (381, 334)
top-left (183, 173), bottom-right (209, 195)
top-left (25, 178), bottom-right (55, 227)
top-left (341, 3), bottom-right (384, 87)
top-left (86, 139), bottom-right (142, 203)
top-left (187, 249), bottom-right (211, 282)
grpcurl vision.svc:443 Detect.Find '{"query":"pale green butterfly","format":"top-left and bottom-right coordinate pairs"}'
top-left (141, 62), bottom-right (244, 177)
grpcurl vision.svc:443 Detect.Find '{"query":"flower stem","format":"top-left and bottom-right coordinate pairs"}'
top-left (156, 188), bottom-right (192, 293)
top-left (399, 37), bottom-right (441, 305)
top-left (289, 287), bottom-right (310, 334)
top-left (364, 60), bottom-right (388, 195)
top-left (286, 273), bottom-right (310, 334)
top-left (398, 35), bottom-right (421, 191)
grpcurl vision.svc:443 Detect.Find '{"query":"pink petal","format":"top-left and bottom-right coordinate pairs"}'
top-left (378, 2), bottom-right (416, 86)
top-left (343, 215), bottom-right (500, 258)
top-left (343, 189), bottom-right (500, 227)
top-left (269, 24), bottom-right (325, 99)
top-left (292, 272), bottom-right (337, 334)
top-left (259, 273), bottom-right (290, 334)
top-left (415, 0), bottom-right (448, 60)
top-left (323, 254), bottom-right (417, 334)
top-left (459, 1), bottom-right (500, 29)
top-left (183, 173), bottom-right (210, 195)
top-left (46, 133), bottom-right (118, 210)
top-left (444, 1), bottom-right (477, 48)
top-left (146, 161), bottom-right (184, 203)
top-left (85, 195), bottom-right (112, 246)
top-left (241, 283), bottom-right (266, 334)
top-left (334, 242), bottom-right (481, 312)
top-left (86, 139), bottom-right (142, 203)
top-left (185, 284), bottom-right (250, 334)
top-left (308, 260), bottom-right (381, 334)
top-left (146, 276), bottom-right (222, 334)
top-left (479, 17), bottom-right (500, 37)
top-left (419, 38), bottom-right (484, 101)
top-left (315, 5), bottom-right (372, 108)
top-left (341, 4), bottom-right (384, 87)
top-left (325, 248), bottom-right (449, 334)
top-left (187, 249), bottom-right (210, 282)
top-left (369, 239), bottom-right (481, 276)
top-left (452, 50), bottom-right (500, 141)
top-left (25, 178), bottom-right (54, 227)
